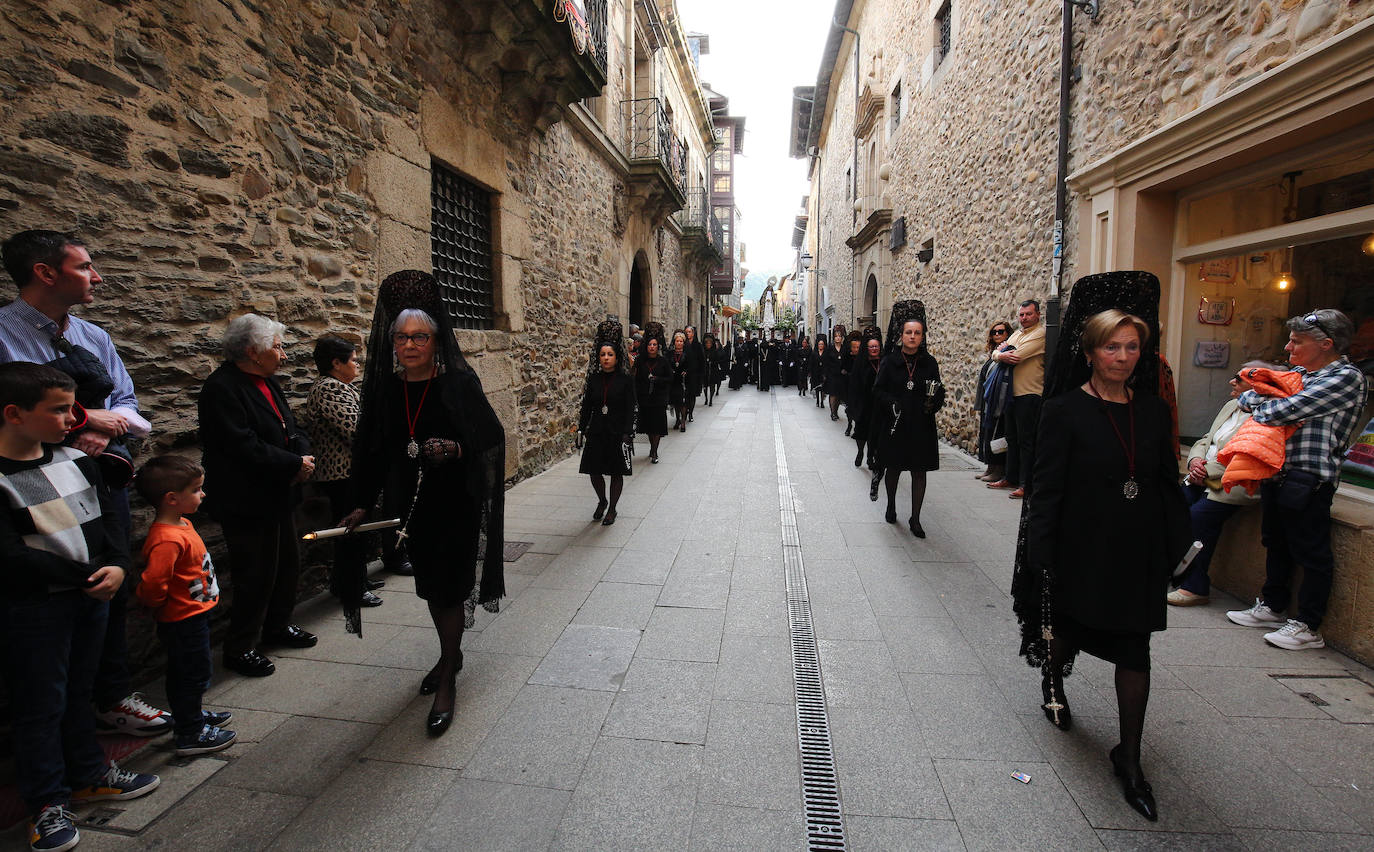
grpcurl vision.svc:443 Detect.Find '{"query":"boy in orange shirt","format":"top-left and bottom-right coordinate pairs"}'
top-left (133, 456), bottom-right (235, 757)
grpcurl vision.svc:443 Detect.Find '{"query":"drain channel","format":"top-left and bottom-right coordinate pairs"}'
top-left (772, 394), bottom-right (847, 851)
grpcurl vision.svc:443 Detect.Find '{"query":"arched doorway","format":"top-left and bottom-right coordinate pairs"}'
top-left (629, 251), bottom-right (651, 327)
top-left (862, 274), bottom-right (878, 325)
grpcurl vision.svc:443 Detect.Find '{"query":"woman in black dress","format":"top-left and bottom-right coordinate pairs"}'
top-left (795, 335), bottom-right (812, 397)
top-left (811, 337), bottom-right (829, 407)
top-left (1013, 272), bottom-right (1190, 823)
top-left (634, 324), bottom-right (672, 462)
top-left (841, 330), bottom-right (863, 437)
top-left (669, 330), bottom-right (691, 431)
top-left (728, 334), bottom-right (749, 390)
top-left (342, 270), bottom-right (505, 738)
top-left (683, 326), bottom-right (705, 422)
top-left (872, 303), bottom-right (943, 537)
top-left (848, 328), bottom-right (883, 469)
top-left (578, 322), bottom-right (635, 526)
top-left (700, 333), bottom-right (721, 407)
top-left (823, 326), bottom-right (846, 419)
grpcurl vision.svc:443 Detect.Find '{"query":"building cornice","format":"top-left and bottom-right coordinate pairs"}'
top-left (1069, 18), bottom-right (1374, 195)
top-left (846, 207), bottom-right (892, 250)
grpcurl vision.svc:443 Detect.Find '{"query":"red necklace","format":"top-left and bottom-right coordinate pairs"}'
top-left (903, 352), bottom-right (920, 390)
top-left (403, 367), bottom-right (436, 459)
top-left (1088, 379), bottom-right (1138, 499)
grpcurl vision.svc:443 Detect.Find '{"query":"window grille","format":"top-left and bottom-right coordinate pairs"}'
top-left (430, 161), bottom-right (495, 330)
top-left (936, 2), bottom-right (952, 68)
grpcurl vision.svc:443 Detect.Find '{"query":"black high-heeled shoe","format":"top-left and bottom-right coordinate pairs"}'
top-left (908, 518), bottom-right (926, 538)
top-left (1109, 745), bottom-right (1158, 821)
top-left (1040, 674), bottom-right (1071, 731)
top-left (592, 500), bottom-right (608, 521)
top-left (884, 506), bottom-right (897, 524)
top-left (601, 509), bottom-right (617, 526)
top-left (844, 421), bottom-right (853, 437)
top-left (419, 651), bottom-right (463, 696)
top-left (427, 687), bottom-right (455, 737)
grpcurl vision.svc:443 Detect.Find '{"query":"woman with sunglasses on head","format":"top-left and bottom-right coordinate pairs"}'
top-left (975, 321), bottom-right (1014, 482)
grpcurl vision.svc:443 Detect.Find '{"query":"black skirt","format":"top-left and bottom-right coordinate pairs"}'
top-left (579, 433), bottom-right (633, 476)
top-left (1055, 614), bottom-right (1151, 672)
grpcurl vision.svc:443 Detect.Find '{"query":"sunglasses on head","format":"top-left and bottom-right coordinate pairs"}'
top-left (1302, 312), bottom-right (1332, 340)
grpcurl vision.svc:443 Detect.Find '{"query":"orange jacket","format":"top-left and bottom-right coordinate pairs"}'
top-left (1217, 368), bottom-right (1303, 495)
top-left (136, 520), bottom-right (220, 622)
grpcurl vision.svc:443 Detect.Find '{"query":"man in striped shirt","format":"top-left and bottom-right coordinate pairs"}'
top-left (1226, 309), bottom-right (1370, 650)
top-left (0, 230), bottom-right (172, 735)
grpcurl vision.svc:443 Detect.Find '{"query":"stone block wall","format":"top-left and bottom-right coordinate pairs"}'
top-left (812, 0), bottom-right (1373, 454)
top-left (0, 0), bottom-right (710, 676)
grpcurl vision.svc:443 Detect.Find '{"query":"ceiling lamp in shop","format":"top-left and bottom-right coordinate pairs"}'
top-left (1362, 233), bottom-right (1374, 256)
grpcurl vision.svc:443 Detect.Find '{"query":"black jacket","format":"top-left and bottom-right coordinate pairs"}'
top-left (198, 361), bottom-right (311, 520)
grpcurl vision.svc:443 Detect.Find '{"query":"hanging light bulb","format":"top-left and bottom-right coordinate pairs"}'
top-left (1362, 233), bottom-right (1374, 256)
top-left (1272, 245), bottom-right (1296, 292)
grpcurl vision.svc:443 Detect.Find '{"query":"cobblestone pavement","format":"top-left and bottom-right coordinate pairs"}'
top-left (12, 388), bottom-right (1374, 851)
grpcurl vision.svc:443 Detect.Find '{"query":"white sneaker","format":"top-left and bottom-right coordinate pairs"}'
top-left (1264, 620), bottom-right (1325, 650)
top-left (95, 692), bottom-right (173, 737)
top-left (1226, 599), bottom-right (1286, 628)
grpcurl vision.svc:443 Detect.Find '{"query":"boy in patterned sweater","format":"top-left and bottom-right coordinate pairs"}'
top-left (0, 362), bottom-right (159, 852)
top-left (133, 455), bottom-right (235, 757)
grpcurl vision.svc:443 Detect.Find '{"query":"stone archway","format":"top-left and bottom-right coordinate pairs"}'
top-left (862, 273), bottom-right (878, 325)
top-left (629, 250), bottom-right (652, 327)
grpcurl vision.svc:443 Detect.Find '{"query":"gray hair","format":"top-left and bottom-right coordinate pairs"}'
top-left (1287, 308), bottom-right (1353, 354)
top-left (389, 308), bottom-right (438, 337)
top-left (223, 313), bottom-right (286, 361)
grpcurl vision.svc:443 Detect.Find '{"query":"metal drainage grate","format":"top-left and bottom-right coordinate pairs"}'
top-left (772, 393), bottom-right (847, 851)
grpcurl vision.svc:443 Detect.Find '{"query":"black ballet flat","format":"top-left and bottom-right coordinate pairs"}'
top-left (419, 652), bottom-right (463, 696)
top-left (884, 507), bottom-right (897, 524)
top-left (1040, 675), bottom-right (1072, 731)
top-left (601, 509), bottom-right (617, 526)
top-left (593, 500), bottom-right (608, 521)
top-left (908, 518), bottom-right (926, 539)
top-left (1109, 745), bottom-right (1158, 821)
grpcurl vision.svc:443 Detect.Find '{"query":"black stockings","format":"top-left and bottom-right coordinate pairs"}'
top-left (1115, 666), bottom-right (1150, 776)
top-left (426, 601), bottom-right (465, 715)
top-left (649, 435), bottom-right (661, 459)
top-left (883, 469), bottom-right (928, 522)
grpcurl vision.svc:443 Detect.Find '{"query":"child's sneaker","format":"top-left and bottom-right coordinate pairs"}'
top-left (71, 763), bottom-right (161, 803)
top-left (95, 692), bottom-right (172, 737)
top-left (28, 805), bottom-right (78, 852)
top-left (201, 710), bottom-right (233, 728)
top-left (175, 724), bottom-right (236, 756)
top-left (1264, 619), bottom-right (1326, 650)
top-left (1225, 599), bottom-right (1286, 628)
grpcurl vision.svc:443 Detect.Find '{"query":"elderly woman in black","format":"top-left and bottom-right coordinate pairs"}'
top-left (341, 271), bottom-right (506, 738)
top-left (872, 303), bottom-right (943, 537)
top-left (634, 323), bottom-right (671, 462)
top-left (199, 314), bottom-right (316, 678)
top-left (669, 330), bottom-right (691, 432)
top-left (1013, 272), bottom-right (1190, 823)
top-left (578, 322), bottom-right (635, 525)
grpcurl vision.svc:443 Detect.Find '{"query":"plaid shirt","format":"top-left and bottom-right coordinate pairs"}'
top-left (1238, 357), bottom-right (1369, 483)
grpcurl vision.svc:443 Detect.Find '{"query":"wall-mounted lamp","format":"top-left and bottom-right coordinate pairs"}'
top-left (1362, 233), bottom-right (1374, 256)
top-left (800, 251), bottom-right (814, 270)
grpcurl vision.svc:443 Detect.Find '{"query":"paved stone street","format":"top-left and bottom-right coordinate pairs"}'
top-left (13, 388), bottom-right (1374, 851)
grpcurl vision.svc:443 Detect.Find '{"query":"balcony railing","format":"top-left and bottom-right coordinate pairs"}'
top-left (585, 0), bottom-right (608, 75)
top-left (624, 97), bottom-right (685, 191)
top-left (677, 186), bottom-right (726, 263)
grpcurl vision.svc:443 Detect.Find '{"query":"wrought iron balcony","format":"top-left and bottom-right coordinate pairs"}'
top-left (455, 0), bottom-right (608, 131)
top-left (677, 186), bottom-right (726, 268)
top-left (622, 97), bottom-right (687, 221)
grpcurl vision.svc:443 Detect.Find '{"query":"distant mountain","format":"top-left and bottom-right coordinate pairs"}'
top-left (741, 269), bottom-right (789, 302)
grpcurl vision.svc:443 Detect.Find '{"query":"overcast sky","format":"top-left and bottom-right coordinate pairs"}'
top-left (678, 0), bottom-right (836, 278)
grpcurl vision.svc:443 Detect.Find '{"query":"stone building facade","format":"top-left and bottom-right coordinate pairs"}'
top-left (0, 0), bottom-right (719, 482)
top-left (793, 0), bottom-right (1374, 661)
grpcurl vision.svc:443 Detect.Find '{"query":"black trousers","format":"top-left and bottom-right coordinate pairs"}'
top-left (157, 613), bottom-right (212, 739)
top-left (220, 512), bottom-right (301, 656)
top-left (1260, 477), bottom-right (1337, 629)
top-left (92, 485), bottom-right (131, 709)
top-left (1004, 393), bottom-right (1042, 490)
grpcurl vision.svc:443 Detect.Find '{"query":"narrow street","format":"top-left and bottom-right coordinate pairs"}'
top-left (31, 388), bottom-right (1374, 851)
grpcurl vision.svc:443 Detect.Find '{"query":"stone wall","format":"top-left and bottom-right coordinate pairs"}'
top-left (811, 0), bottom-right (1373, 454)
top-left (0, 0), bottom-right (710, 675)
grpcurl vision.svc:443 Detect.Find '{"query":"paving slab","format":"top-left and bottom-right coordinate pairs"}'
top-left (552, 737), bottom-right (702, 851)
top-left (604, 657), bottom-right (716, 744)
top-left (268, 759), bottom-right (457, 850)
top-left (528, 624), bottom-right (640, 691)
top-left (461, 684), bottom-right (613, 790)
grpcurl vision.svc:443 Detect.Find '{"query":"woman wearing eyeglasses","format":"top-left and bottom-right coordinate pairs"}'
top-left (198, 314), bottom-right (316, 679)
top-left (342, 271), bottom-right (506, 738)
top-left (975, 321), bottom-right (1014, 482)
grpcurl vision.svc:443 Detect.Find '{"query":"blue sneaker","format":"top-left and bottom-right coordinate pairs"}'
top-left (71, 763), bottom-right (160, 802)
top-left (175, 724), bottom-right (236, 756)
top-left (28, 805), bottom-right (78, 852)
top-left (201, 710), bottom-right (233, 727)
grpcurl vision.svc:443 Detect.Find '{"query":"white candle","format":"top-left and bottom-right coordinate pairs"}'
top-left (301, 518), bottom-right (402, 541)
